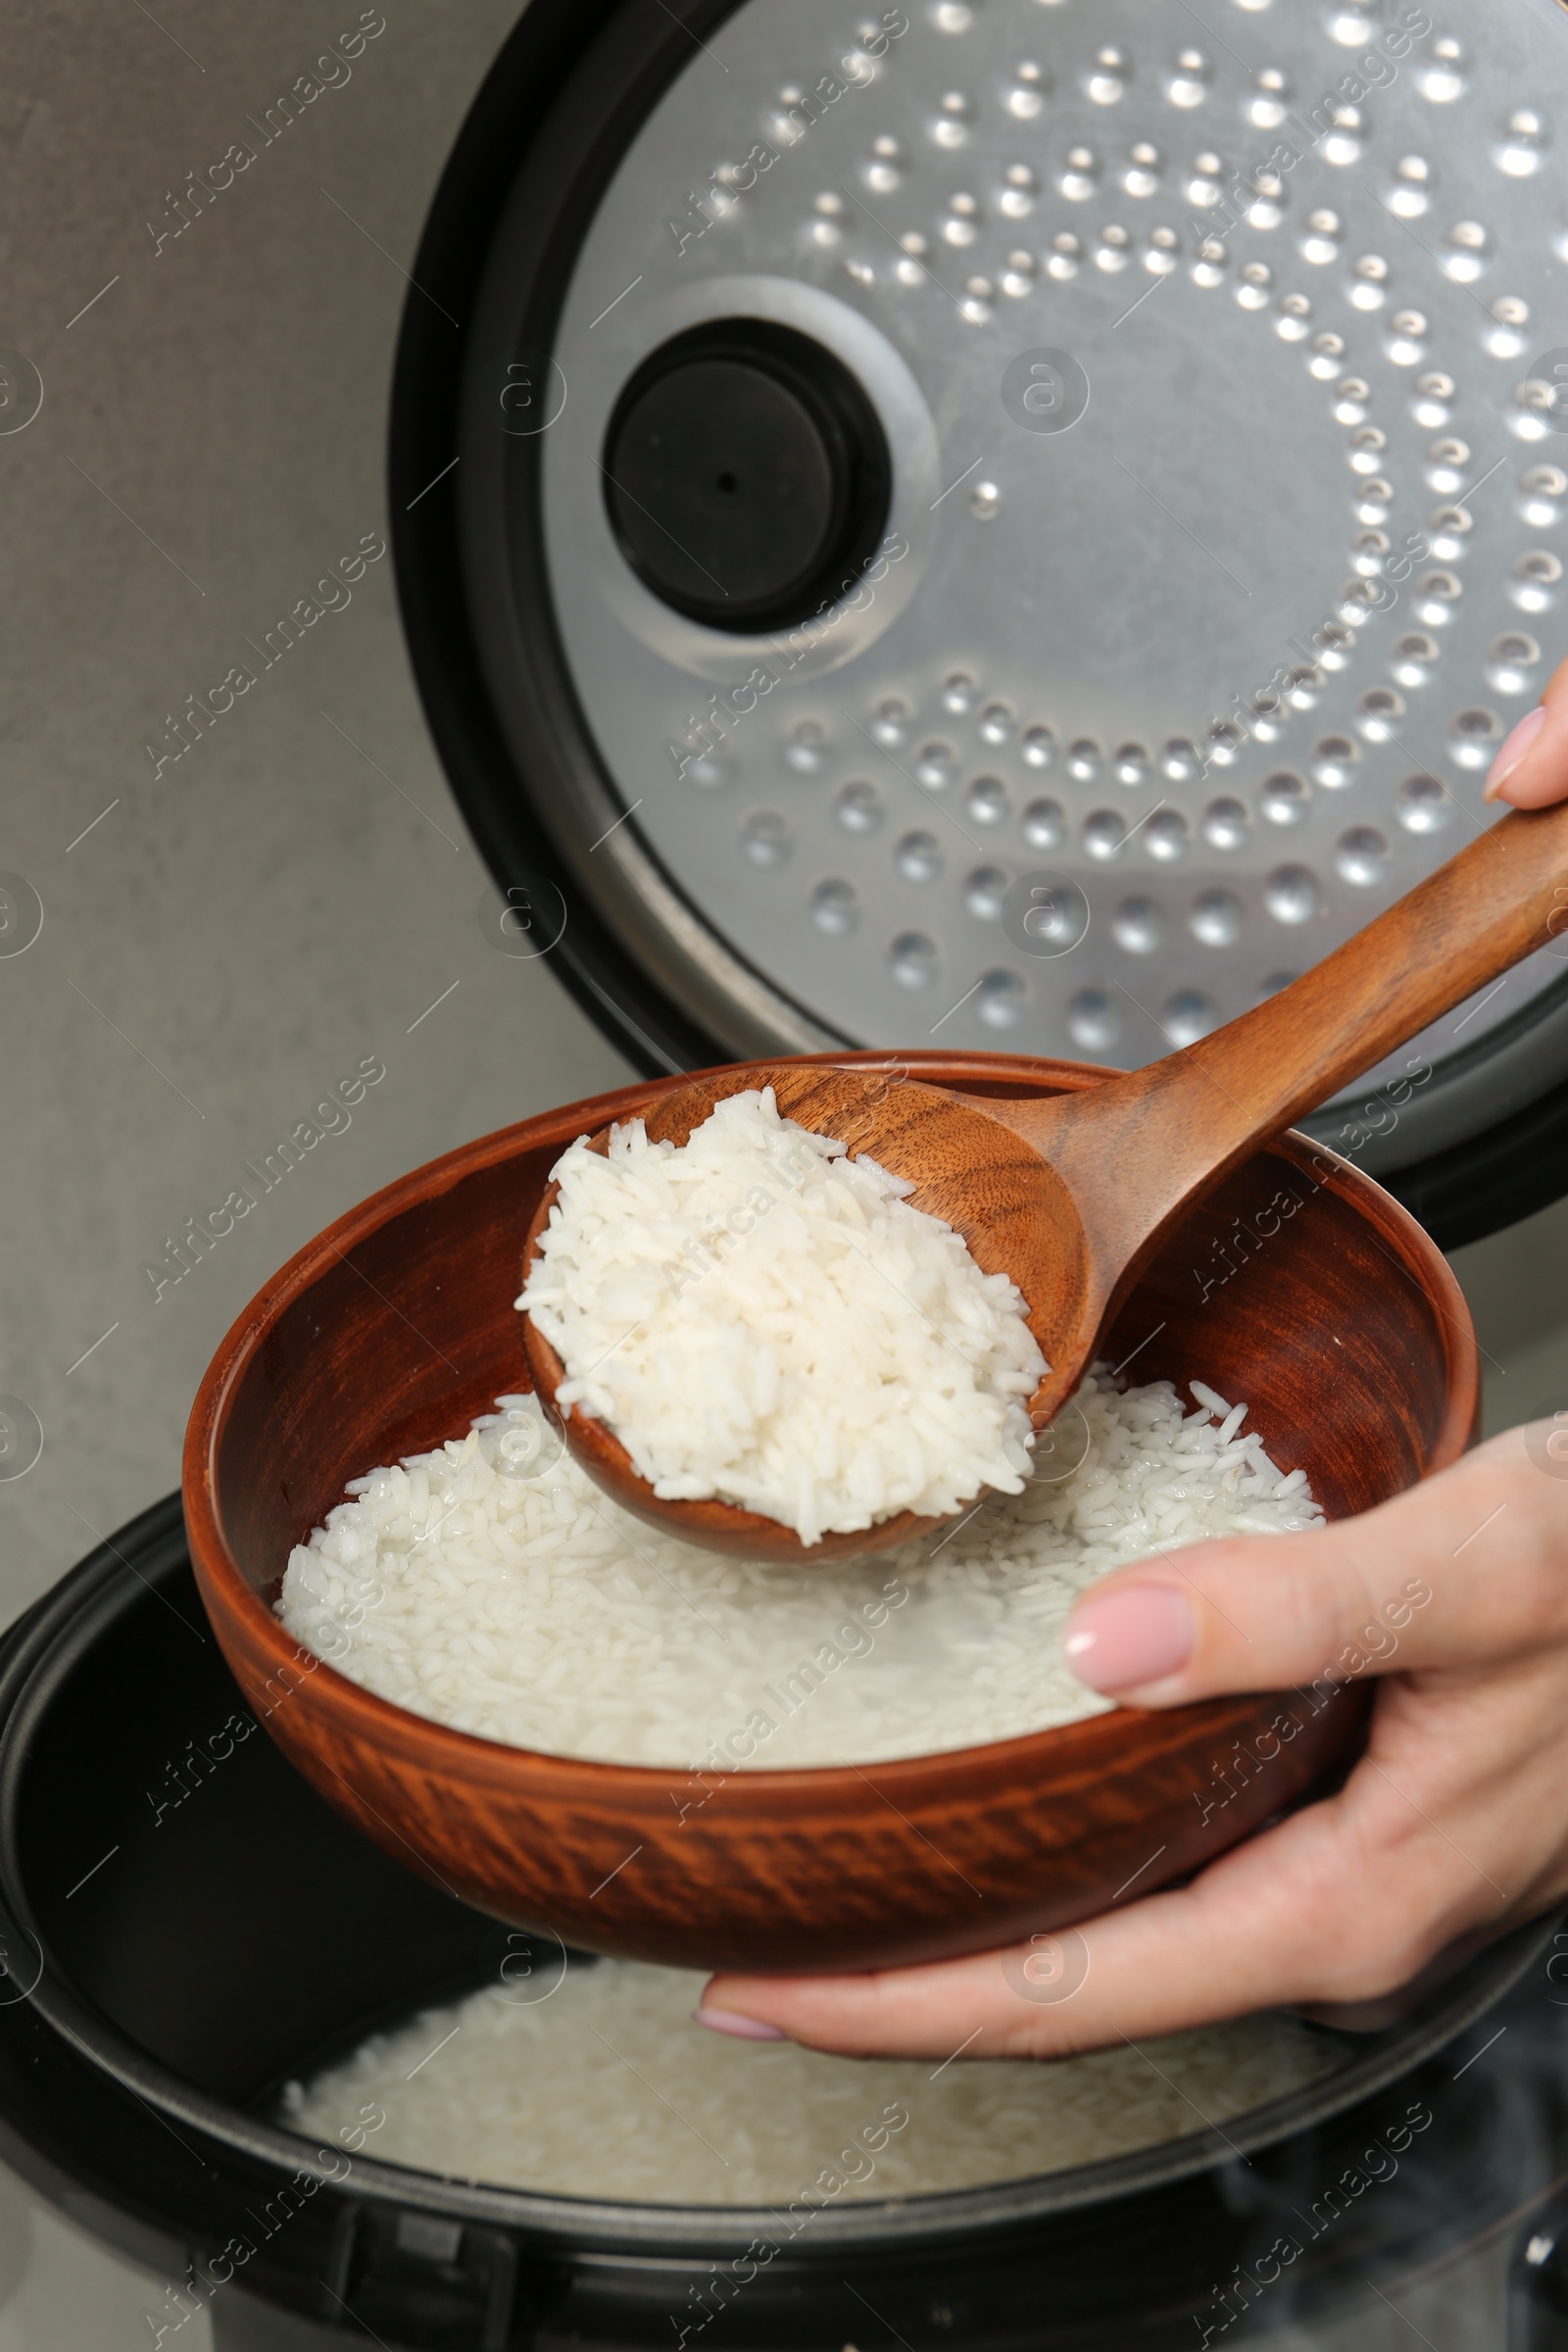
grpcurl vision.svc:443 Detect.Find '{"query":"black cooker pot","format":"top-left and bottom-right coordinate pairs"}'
top-left (0, 1499), bottom-right (1564, 2350)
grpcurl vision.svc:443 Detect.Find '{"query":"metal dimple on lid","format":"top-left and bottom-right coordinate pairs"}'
top-left (1427, 440), bottom-right (1470, 495)
top-left (1084, 45), bottom-right (1130, 108)
top-left (1004, 65), bottom-right (1047, 125)
top-left (1121, 139), bottom-right (1163, 198)
top-left (686, 752), bottom-right (732, 790)
top-left (1000, 248), bottom-right (1038, 300)
top-left (1018, 798), bottom-right (1065, 854)
top-left (1328, 7), bottom-right (1376, 47)
top-left (1428, 506), bottom-right (1473, 562)
top-left (1191, 890), bottom-right (1245, 948)
top-left (1059, 145), bottom-right (1099, 201)
top-left (1249, 68), bottom-right (1291, 131)
top-left (896, 829), bottom-right (944, 883)
top-left (1414, 570), bottom-right (1464, 626)
top-left (1447, 709), bottom-right (1503, 770)
top-left (1335, 827), bottom-right (1391, 887)
top-left (929, 89), bottom-right (976, 150)
top-left (1495, 109), bottom-right (1548, 180)
top-left (1487, 633), bottom-right (1542, 696)
top-left (1386, 159), bottom-right (1432, 222)
top-left (1311, 737), bottom-right (1360, 791)
top-left (1112, 896), bottom-right (1164, 955)
top-left (783, 721), bottom-right (830, 775)
top-left (1412, 369), bottom-right (1454, 427)
top-left (1385, 310), bottom-right (1429, 367)
top-left (915, 741), bottom-right (958, 791)
top-left (1162, 990), bottom-right (1220, 1047)
top-left (1321, 104), bottom-right (1364, 170)
top-left (1486, 297), bottom-right (1531, 362)
top-left (1300, 208), bottom-right (1342, 265)
top-left (941, 192), bottom-right (980, 248)
top-left (1397, 775), bottom-right (1452, 836)
top-left (1000, 163), bottom-right (1038, 220)
top-left (1202, 798), bottom-right (1250, 852)
top-left (976, 968), bottom-right (1026, 1029)
top-left (740, 810), bottom-right (791, 870)
top-left (1511, 552), bottom-right (1563, 613)
top-left (836, 779), bottom-right (884, 835)
top-left (964, 774), bottom-right (1010, 825)
top-left (1067, 989), bottom-right (1121, 1052)
top-left (1393, 632), bottom-right (1442, 689)
top-left (964, 865), bottom-right (1009, 920)
top-left (1417, 38), bottom-right (1467, 106)
top-left (1265, 866), bottom-right (1320, 926)
top-left (1356, 688), bottom-right (1405, 742)
top-left (888, 931), bottom-right (940, 989)
top-left (1520, 466), bottom-right (1567, 528)
top-left (809, 877), bottom-right (859, 936)
top-left (871, 698), bottom-right (912, 749)
top-left (1163, 50), bottom-right (1209, 110)
top-left (1142, 808), bottom-right (1192, 864)
top-left (1261, 772), bottom-right (1311, 827)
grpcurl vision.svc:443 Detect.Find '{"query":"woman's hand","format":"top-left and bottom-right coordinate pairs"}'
top-left (695, 662), bottom-right (1568, 2062)
top-left (697, 1424), bottom-right (1568, 2058)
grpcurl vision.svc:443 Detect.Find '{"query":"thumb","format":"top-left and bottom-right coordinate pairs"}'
top-left (1061, 1427), bottom-right (1557, 1705)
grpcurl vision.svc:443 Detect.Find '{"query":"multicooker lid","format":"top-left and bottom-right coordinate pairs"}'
top-left (390, 0), bottom-right (1568, 1246)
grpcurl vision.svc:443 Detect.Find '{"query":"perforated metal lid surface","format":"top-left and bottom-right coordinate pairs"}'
top-left (517, 0), bottom-right (1568, 1149)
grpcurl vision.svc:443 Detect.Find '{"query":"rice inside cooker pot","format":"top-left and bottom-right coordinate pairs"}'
top-left (280, 1956), bottom-right (1339, 2206)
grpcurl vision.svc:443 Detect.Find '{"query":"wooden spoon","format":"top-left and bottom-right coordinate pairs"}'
top-left (522, 799), bottom-right (1568, 1560)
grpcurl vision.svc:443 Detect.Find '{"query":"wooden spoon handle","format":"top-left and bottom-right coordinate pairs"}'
top-left (1019, 798), bottom-right (1568, 1301)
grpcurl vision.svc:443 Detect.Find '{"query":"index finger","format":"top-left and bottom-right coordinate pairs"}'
top-left (1486, 645), bottom-right (1568, 808)
top-left (1060, 1428), bottom-right (1566, 1710)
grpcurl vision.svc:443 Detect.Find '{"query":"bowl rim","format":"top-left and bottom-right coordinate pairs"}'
top-left (181, 1049), bottom-right (1479, 1794)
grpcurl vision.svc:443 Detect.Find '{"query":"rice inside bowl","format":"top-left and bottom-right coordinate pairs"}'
top-left (275, 1371), bottom-right (1321, 1770)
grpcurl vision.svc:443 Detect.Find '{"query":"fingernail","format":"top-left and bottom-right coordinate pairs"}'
top-left (694, 2007), bottom-right (787, 2041)
top-left (1484, 704), bottom-right (1546, 802)
top-left (1064, 1584), bottom-right (1195, 1693)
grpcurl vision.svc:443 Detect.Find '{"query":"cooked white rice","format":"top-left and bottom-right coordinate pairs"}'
top-left (515, 1088), bottom-right (1046, 1544)
top-left (274, 1369), bottom-right (1321, 1769)
top-left (279, 1956), bottom-right (1338, 2204)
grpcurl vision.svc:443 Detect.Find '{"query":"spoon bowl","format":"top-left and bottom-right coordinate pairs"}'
top-left (522, 799), bottom-right (1568, 1560)
top-left (519, 1062), bottom-right (1089, 1562)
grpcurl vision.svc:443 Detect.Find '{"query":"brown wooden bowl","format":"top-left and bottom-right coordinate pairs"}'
top-left (183, 1051), bottom-right (1476, 1976)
